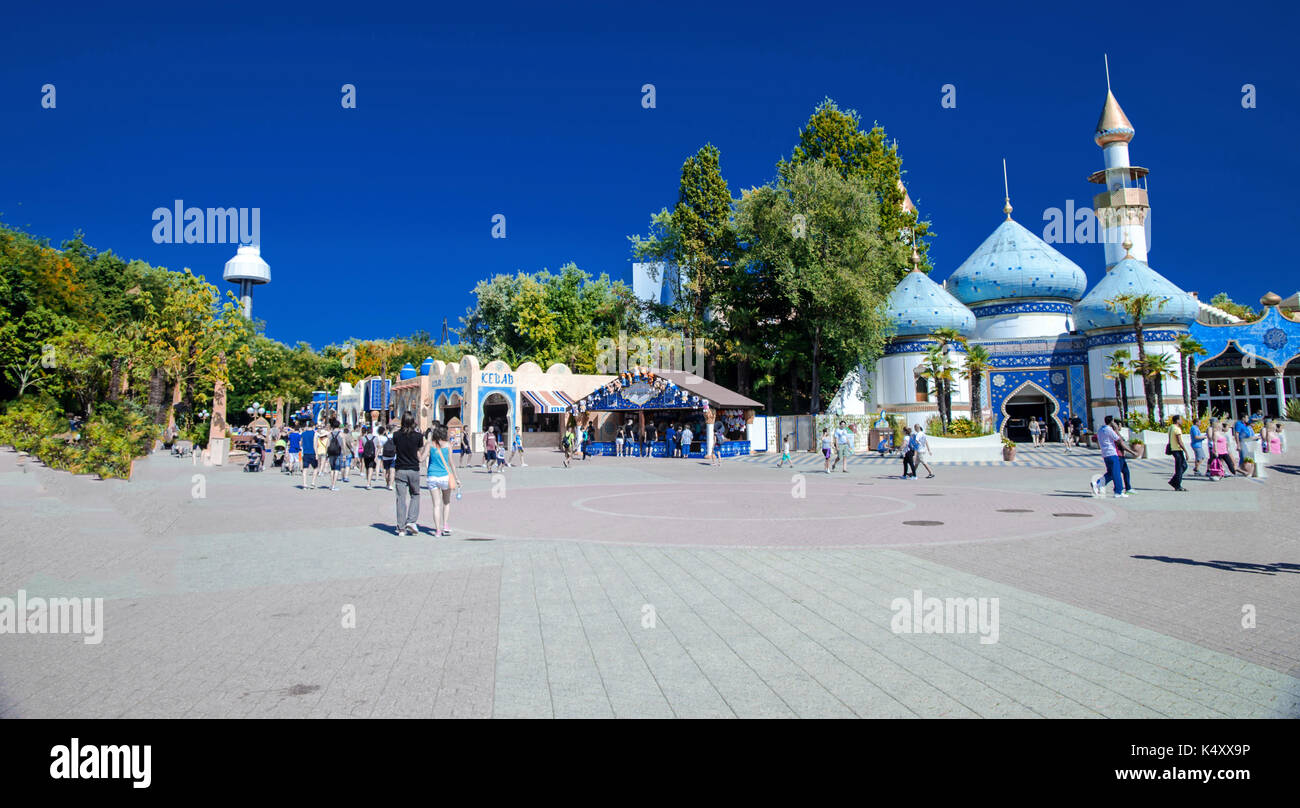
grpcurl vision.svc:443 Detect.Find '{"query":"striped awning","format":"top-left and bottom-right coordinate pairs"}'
top-left (523, 390), bottom-right (574, 414)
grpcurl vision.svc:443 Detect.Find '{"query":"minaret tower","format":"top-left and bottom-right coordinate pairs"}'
top-left (1088, 57), bottom-right (1149, 270)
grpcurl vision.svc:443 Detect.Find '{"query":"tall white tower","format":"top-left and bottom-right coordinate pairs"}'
top-left (1088, 62), bottom-right (1150, 270)
top-left (223, 245), bottom-right (270, 319)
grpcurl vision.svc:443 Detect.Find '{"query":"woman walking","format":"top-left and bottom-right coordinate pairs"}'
top-left (1208, 418), bottom-right (1238, 479)
top-left (821, 428), bottom-right (833, 473)
top-left (425, 420), bottom-right (461, 537)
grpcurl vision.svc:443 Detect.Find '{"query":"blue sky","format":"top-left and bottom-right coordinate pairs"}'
top-left (3, 1), bottom-right (1297, 349)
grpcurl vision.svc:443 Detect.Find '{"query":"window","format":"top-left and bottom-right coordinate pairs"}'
top-left (915, 377), bottom-right (929, 403)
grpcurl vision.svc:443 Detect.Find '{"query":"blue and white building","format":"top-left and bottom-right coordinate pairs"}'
top-left (836, 81), bottom-right (1300, 438)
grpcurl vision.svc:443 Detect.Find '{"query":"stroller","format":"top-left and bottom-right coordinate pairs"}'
top-left (1206, 454), bottom-right (1226, 481)
top-left (244, 444), bottom-right (266, 472)
top-left (272, 441), bottom-right (286, 468)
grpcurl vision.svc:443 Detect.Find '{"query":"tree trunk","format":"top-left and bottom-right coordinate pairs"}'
top-left (1179, 355), bottom-right (1189, 414)
top-left (970, 374), bottom-right (982, 426)
top-left (1133, 319), bottom-right (1155, 417)
top-left (108, 357), bottom-right (122, 403)
top-left (737, 359), bottom-right (750, 398)
top-left (810, 328), bottom-right (821, 415)
top-left (1189, 358), bottom-right (1199, 417)
top-left (147, 367), bottom-right (167, 424)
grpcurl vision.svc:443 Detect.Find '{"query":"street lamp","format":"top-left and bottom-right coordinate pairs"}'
top-left (246, 402), bottom-right (265, 419)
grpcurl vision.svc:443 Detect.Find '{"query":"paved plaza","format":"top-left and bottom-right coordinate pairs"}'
top-left (1, 444), bottom-right (1297, 718)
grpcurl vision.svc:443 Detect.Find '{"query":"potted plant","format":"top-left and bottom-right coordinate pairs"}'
top-left (1128, 438), bottom-right (1146, 459)
top-left (1001, 435), bottom-right (1016, 461)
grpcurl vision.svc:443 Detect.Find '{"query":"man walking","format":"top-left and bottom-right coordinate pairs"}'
top-left (831, 420), bottom-right (853, 473)
top-left (1090, 415), bottom-right (1129, 498)
top-left (391, 412), bottom-right (424, 535)
top-left (680, 424), bottom-right (693, 459)
top-left (1167, 414), bottom-right (1188, 491)
top-left (1233, 415), bottom-right (1255, 468)
top-left (912, 423), bottom-right (936, 479)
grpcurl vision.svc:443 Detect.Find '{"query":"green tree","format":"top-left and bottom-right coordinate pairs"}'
top-left (734, 160), bottom-right (903, 412)
top-left (779, 98), bottom-right (932, 277)
top-left (1105, 294), bottom-right (1168, 418)
top-left (1134, 353), bottom-right (1177, 424)
top-left (1105, 348), bottom-right (1132, 420)
top-left (1209, 292), bottom-right (1258, 322)
top-left (962, 344), bottom-right (992, 427)
top-left (630, 144), bottom-right (736, 378)
top-left (1174, 334), bottom-right (1207, 417)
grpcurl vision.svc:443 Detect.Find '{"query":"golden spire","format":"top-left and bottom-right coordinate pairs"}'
top-left (1094, 57), bottom-right (1135, 146)
top-left (1002, 158), bottom-right (1013, 219)
top-left (1122, 236), bottom-right (1133, 258)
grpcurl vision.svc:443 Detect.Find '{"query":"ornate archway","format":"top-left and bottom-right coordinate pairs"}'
top-left (998, 379), bottom-right (1065, 443)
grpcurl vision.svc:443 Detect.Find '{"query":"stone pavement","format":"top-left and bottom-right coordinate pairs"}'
top-left (0, 444), bottom-right (1296, 718)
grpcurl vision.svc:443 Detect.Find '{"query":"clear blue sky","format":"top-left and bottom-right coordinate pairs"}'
top-left (3, 1), bottom-right (1297, 349)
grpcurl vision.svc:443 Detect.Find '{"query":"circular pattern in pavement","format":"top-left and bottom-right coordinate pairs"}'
top-left (451, 481), bottom-right (1113, 548)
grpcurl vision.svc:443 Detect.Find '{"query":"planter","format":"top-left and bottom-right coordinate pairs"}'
top-left (922, 433), bottom-right (1005, 463)
top-left (1002, 445), bottom-right (1016, 461)
top-left (1129, 443), bottom-right (1146, 459)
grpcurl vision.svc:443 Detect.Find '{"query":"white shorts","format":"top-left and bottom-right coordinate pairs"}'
top-left (426, 475), bottom-right (450, 490)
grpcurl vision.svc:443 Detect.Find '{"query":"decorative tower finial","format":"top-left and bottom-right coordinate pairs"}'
top-left (1122, 236), bottom-right (1133, 257)
top-left (1002, 158), bottom-right (1013, 219)
top-left (1105, 53), bottom-right (1111, 94)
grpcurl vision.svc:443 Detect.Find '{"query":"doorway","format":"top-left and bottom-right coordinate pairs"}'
top-left (1002, 384), bottom-right (1060, 442)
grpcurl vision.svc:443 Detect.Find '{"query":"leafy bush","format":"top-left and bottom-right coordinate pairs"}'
top-left (943, 417), bottom-right (986, 438)
top-left (1124, 411), bottom-right (1165, 432)
top-left (1286, 400), bottom-right (1300, 423)
top-left (1001, 435), bottom-right (1016, 449)
top-left (0, 397), bottom-right (157, 479)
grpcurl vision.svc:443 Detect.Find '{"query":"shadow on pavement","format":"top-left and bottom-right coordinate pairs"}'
top-left (1131, 555), bottom-right (1300, 575)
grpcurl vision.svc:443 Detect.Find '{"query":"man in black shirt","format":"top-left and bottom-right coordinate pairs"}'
top-left (391, 412), bottom-right (425, 535)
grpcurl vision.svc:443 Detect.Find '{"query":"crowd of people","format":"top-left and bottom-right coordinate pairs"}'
top-left (1089, 413), bottom-right (1287, 497)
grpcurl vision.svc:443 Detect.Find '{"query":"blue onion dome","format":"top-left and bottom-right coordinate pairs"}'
top-left (886, 268), bottom-right (976, 337)
top-left (418, 356), bottom-right (435, 376)
top-left (946, 218), bottom-right (1088, 305)
top-left (399, 362), bottom-right (417, 380)
top-left (1074, 257), bottom-right (1199, 331)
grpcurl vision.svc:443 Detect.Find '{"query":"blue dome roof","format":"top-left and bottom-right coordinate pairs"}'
top-left (946, 219), bottom-right (1088, 305)
top-left (418, 356), bottom-right (435, 376)
top-left (399, 362), bottom-right (417, 380)
top-left (1074, 258), bottom-right (1198, 331)
top-left (886, 269), bottom-right (976, 338)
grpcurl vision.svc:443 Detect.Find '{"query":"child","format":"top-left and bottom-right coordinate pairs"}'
top-left (777, 433), bottom-right (793, 468)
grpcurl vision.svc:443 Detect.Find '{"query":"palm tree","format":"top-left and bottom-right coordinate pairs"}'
top-left (1105, 294), bottom-right (1169, 418)
top-left (1135, 353), bottom-right (1177, 424)
top-left (961, 344), bottom-right (992, 429)
top-left (1174, 334), bottom-right (1207, 417)
top-left (1105, 348), bottom-right (1132, 419)
top-left (930, 327), bottom-right (967, 433)
top-left (919, 346), bottom-right (956, 433)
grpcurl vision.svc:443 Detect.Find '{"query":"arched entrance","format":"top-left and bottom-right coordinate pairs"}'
top-left (482, 392), bottom-right (511, 441)
top-left (1000, 381), bottom-right (1062, 442)
top-left (438, 392), bottom-right (463, 425)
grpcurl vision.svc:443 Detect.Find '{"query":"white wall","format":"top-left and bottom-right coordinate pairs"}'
top-left (973, 311), bottom-right (1073, 341)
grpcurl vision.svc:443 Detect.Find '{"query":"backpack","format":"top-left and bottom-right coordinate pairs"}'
top-left (381, 436), bottom-right (396, 458)
top-left (363, 435), bottom-right (376, 460)
top-left (327, 430), bottom-right (342, 456)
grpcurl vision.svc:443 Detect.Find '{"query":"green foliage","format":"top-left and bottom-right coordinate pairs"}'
top-left (1124, 410), bottom-right (1165, 432)
top-left (1285, 400), bottom-right (1300, 423)
top-left (943, 417), bottom-right (987, 438)
top-left (779, 98), bottom-right (932, 276)
top-left (734, 159), bottom-right (901, 411)
top-left (1209, 292), bottom-right (1259, 322)
top-left (0, 397), bottom-right (157, 478)
top-left (459, 263), bottom-right (642, 373)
